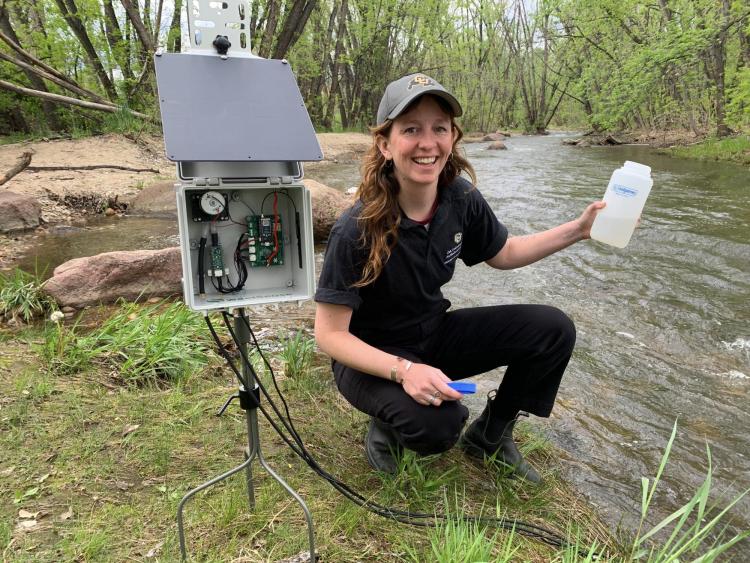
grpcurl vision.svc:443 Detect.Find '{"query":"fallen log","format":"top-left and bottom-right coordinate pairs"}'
top-left (0, 150), bottom-right (34, 186)
top-left (27, 164), bottom-right (160, 173)
top-left (0, 79), bottom-right (154, 122)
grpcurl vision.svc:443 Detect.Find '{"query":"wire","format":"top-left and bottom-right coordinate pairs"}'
top-left (197, 237), bottom-right (207, 294)
top-left (261, 189), bottom-right (298, 215)
top-left (265, 193), bottom-right (280, 266)
top-left (204, 313), bottom-right (594, 554)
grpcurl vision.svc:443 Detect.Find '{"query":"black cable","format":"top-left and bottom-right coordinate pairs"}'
top-left (261, 190), bottom-right (297, 215)
top-left (221, 313), bottom-right (571, 542)
top-left (208, 233), bottom-right (248, 294)
top-left (198, 237), bottom-right (207, 294)
top-left (206, 314), bottom-right (591, 553)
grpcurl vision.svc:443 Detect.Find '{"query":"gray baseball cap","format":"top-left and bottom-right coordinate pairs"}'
top-left (376, 73), bottom-right (462, 125)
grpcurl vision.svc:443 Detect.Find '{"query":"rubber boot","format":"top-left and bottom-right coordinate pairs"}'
top-left (460, 398), bottom-right (542, 484)
top-left (365, 417), bottom-right (403, 475)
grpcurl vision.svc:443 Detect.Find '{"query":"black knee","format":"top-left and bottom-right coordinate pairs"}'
top-left (551, 307), bottom-right (576, 354)
top-left (395, 402), bottom-right (469, 455)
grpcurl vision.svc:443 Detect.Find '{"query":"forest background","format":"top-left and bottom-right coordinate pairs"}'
top-left (0, 0), bottom-right (749, 141)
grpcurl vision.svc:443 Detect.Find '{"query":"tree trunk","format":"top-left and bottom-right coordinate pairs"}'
top-left (272, 0), bottom-right (317, 60)
top-left (0, 79), bottom-right (153, 121)
top-left (0, 51), bottom-right (109, 104)
top-left (52, 0), bottom-right (119, 101)
top-left (0, 6), bottom-right (63, 129)
top-left (102, 0), bottom-right (135, 81)
top-left (168, 0), bottom-right (182, 53)
top-left (258, 0), bottom-right (280, 58)
top-left (0, 104), bottom-right (29, 133)
top-left (324, 0), bottom-right (347, 129)
top-left (120, 0), bottom-right (156, 53)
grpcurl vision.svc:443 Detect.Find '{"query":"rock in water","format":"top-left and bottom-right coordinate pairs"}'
top-left (0, 191), bottom-right (41, 233)
top-left (43, 247), bottom-right (182, 308)
top-left (486, 141), bottom-right (507, 150)
top-left (482, 133), bottom-right (506, 142)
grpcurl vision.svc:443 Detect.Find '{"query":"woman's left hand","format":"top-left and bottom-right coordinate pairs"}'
top-left (576, 201), bottom-right (606, 239)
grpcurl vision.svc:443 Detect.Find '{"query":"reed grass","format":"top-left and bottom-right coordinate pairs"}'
top-left (0, 268), bottom-right (54, 323)
top-left (277, 329), bottom-right (315, 379)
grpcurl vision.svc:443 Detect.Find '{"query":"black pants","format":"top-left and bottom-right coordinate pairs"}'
top-left (333, 304), bottom-right (576, 455)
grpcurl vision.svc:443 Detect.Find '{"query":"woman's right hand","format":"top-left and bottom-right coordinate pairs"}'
top-left (401, 363), bottom-right (463, 407)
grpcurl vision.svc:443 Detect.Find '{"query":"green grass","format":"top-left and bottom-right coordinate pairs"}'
top-left (39, 300), bottom-right (213, 384)
top-left (664, 134), bottom-right (750, 166)
top-left (2, 305), bottom-right (748, 561)
top-left (277, 329), bottom-right (316, 380)
top-left (0, 268), bottom-right (55, 324)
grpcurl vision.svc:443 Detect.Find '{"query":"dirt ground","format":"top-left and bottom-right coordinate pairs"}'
top-left (0, 132), bottom-right (371, 267)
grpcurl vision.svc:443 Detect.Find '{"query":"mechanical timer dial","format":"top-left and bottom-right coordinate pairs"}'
top-left (199, 191), bottom-right (226, 216)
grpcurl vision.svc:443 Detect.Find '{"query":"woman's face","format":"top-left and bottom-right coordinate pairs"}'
top-left (377, 96), bottom-right (456, 193)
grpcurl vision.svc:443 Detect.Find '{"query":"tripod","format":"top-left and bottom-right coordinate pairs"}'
top-left (176, 308), bottom-right (316, 560)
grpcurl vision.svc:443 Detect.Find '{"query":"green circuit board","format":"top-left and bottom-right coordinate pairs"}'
top-left (246, 215), bottom-right (284, 267)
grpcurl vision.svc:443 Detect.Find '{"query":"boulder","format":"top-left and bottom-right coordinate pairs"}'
top-left (496, 130), bottom-right (512, 137)
top-left (304, 179), bottom-right (353, 242)
top-left (43, 247), bottom-right (182, 308)
top-left (486, 141), bottom-right (508, 150)
top-left (482, 133), bottom-right (506, 142)
top-left (0, 191), bottom-right (41, 233)
top-left (129, 180), bottom-right (177, 216)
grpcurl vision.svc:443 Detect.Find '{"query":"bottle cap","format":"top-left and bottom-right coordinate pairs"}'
top-left (624, 160), bottom-right (651, 176)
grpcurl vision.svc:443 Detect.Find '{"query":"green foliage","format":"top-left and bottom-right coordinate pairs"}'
top-left (666, 135), bottom-right (750, 165)
top-left (727, 68), bottom-right (750, 129)
top-left (40, 300), bottom-right (212, 383)
top-left (0, 268), bottom-right (55, 323)
top-left (627, 421), bottom-right (750, 561)
top-left (277, 330), bottom-right (315, 379)
top-left (402, 513), bottom-right (514, 562)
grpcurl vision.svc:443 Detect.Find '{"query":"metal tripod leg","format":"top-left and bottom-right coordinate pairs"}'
top-left (176, 308), bottom-right (315, 561)
top-left (246, 401), bottom-right (316, 559)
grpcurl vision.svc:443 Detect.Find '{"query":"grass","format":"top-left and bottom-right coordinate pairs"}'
top-left (39, 300), bottom-right (213, 384)
top-left (663, 134), bottom-right (750, 166)
top-left (277, 329), bottom-right (316, 380)
top-left (1, 302), bottom-right (748, 561)
top-left (0, 268), bottom-right (55, 324)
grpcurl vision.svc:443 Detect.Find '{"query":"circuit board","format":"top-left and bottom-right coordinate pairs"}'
top-left (246, 215), bottom-right (284, 267)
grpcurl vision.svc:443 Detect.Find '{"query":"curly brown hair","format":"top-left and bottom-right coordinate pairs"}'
top-left (352, 95), bottom-right (477, 288)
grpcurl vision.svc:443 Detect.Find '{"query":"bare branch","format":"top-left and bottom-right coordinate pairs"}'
top-left (0, 150), bottom-right (33, 187)
top-left (0, 79), bottom-right (154, 121)
top-left (0, 50), bottom-right (109, 103)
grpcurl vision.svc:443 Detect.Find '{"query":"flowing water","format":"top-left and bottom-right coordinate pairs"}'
top-left (14, 135), bottom-right (750, 552)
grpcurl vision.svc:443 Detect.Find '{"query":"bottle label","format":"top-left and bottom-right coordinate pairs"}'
top-left (613, 184), bottom-right (638, 198)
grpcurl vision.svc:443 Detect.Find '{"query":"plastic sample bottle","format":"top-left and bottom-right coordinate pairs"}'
top-left (590, 161), bottom-right (653, 248)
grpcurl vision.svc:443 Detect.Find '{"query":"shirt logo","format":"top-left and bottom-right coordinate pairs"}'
top-left (408, 75), bottom-right (435, 89)
top-left (454, 232), bottom-right (462, 244)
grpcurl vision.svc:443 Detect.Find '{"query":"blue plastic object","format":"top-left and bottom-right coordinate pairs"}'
top-left (447, 381), bottom-right (476, 394)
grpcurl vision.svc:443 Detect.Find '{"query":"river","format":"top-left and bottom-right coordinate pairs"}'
top-left (16, 133), bottom-right (750, 553)
top-left (308, 133), bottom-right (750, 553)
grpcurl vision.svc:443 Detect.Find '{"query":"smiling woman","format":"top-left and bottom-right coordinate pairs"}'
top-left (313, 72), bottom-right (604, 481)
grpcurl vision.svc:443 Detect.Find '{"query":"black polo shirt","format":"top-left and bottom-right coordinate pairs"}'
top-left (314, 176), bottom-right (507, 343)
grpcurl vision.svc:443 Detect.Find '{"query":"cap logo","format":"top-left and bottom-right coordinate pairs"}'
top-left (408, 75), bottom-right (435, 89)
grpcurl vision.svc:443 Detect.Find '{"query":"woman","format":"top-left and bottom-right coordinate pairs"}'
top-left (314, 73), bottom-right (604, 482)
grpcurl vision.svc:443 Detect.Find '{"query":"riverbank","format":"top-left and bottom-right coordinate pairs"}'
top-left (0, 299), bottom-right (614, 561)
top-left (660, 134), bottom-right (750, 166)
top-left (564, 129), bottom-right (750, 166)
